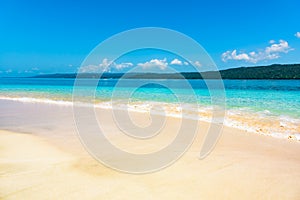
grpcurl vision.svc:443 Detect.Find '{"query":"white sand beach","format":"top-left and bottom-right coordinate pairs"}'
top-left (1, 103), bottom-right (300, 199)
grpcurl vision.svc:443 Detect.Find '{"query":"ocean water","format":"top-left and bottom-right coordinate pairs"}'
top-left (0, 77), bottom-right (299, 140)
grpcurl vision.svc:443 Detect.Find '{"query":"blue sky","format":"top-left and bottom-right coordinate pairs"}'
top-left (1, 0), bottom-right (300, 76)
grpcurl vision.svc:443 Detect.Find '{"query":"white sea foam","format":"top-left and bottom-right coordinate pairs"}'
top-left (0, 96), bottom-right (299, 141)
top-left (0, 96), bottom-right (73, 106)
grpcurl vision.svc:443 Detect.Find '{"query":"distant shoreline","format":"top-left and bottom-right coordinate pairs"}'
top-left (25, 63), bottom-right (300, 80)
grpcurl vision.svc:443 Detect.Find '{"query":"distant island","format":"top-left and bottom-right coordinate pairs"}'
top-left (32, 64), bottom-right (300, 79)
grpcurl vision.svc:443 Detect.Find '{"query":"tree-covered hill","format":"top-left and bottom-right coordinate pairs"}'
top-left (32, 64), bottom-right (300, 79)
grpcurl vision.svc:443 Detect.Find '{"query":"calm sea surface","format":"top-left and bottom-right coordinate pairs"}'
top-left (1, 78), bottom-right (299, 139)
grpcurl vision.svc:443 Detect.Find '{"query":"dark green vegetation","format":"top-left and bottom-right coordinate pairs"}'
top-left (32, 64), bottom-right (300, 79)
top-left (217, 64), bottom-right (300, 79)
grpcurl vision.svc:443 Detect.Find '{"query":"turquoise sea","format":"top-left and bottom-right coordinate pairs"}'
top-left (0, 78), bottom-right (299, 139)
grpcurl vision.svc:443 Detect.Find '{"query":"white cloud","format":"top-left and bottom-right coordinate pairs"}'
top-left (79, 58), bottom-right (111, 73)
top-left (6, 69), bottom-right (12, 73)
top-left (170, 59), bottom-right (193, 66)
top-left (79, 58), bottom-right (133, 73)
top-left (137, 58), bottom-right (168, 70)
top-left (265, 40), bottom-right (291, 53)
top-left (222, 40), bottom-right (293, 63)
top-left (295, 32), bottom-right (300, 38)
top-left (31, 67), bottom-right (39, 71)
top-left (222, 50), bottom-right (250, 62)
top-left (170, 58), bottom-right (183, 65)
top-left (114, 62), bottom-right (133, 70)
top-left (79, 64), bottom-right (106, 73)
top-left (193, 61), bottom-right (202, 67)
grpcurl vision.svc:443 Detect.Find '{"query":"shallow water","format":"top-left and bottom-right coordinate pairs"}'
top-left (0, 78), bottom-right (299, 139)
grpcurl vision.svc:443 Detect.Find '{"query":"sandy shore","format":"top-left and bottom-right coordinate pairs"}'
top-left (1, 107), bottom-right (300, 199)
